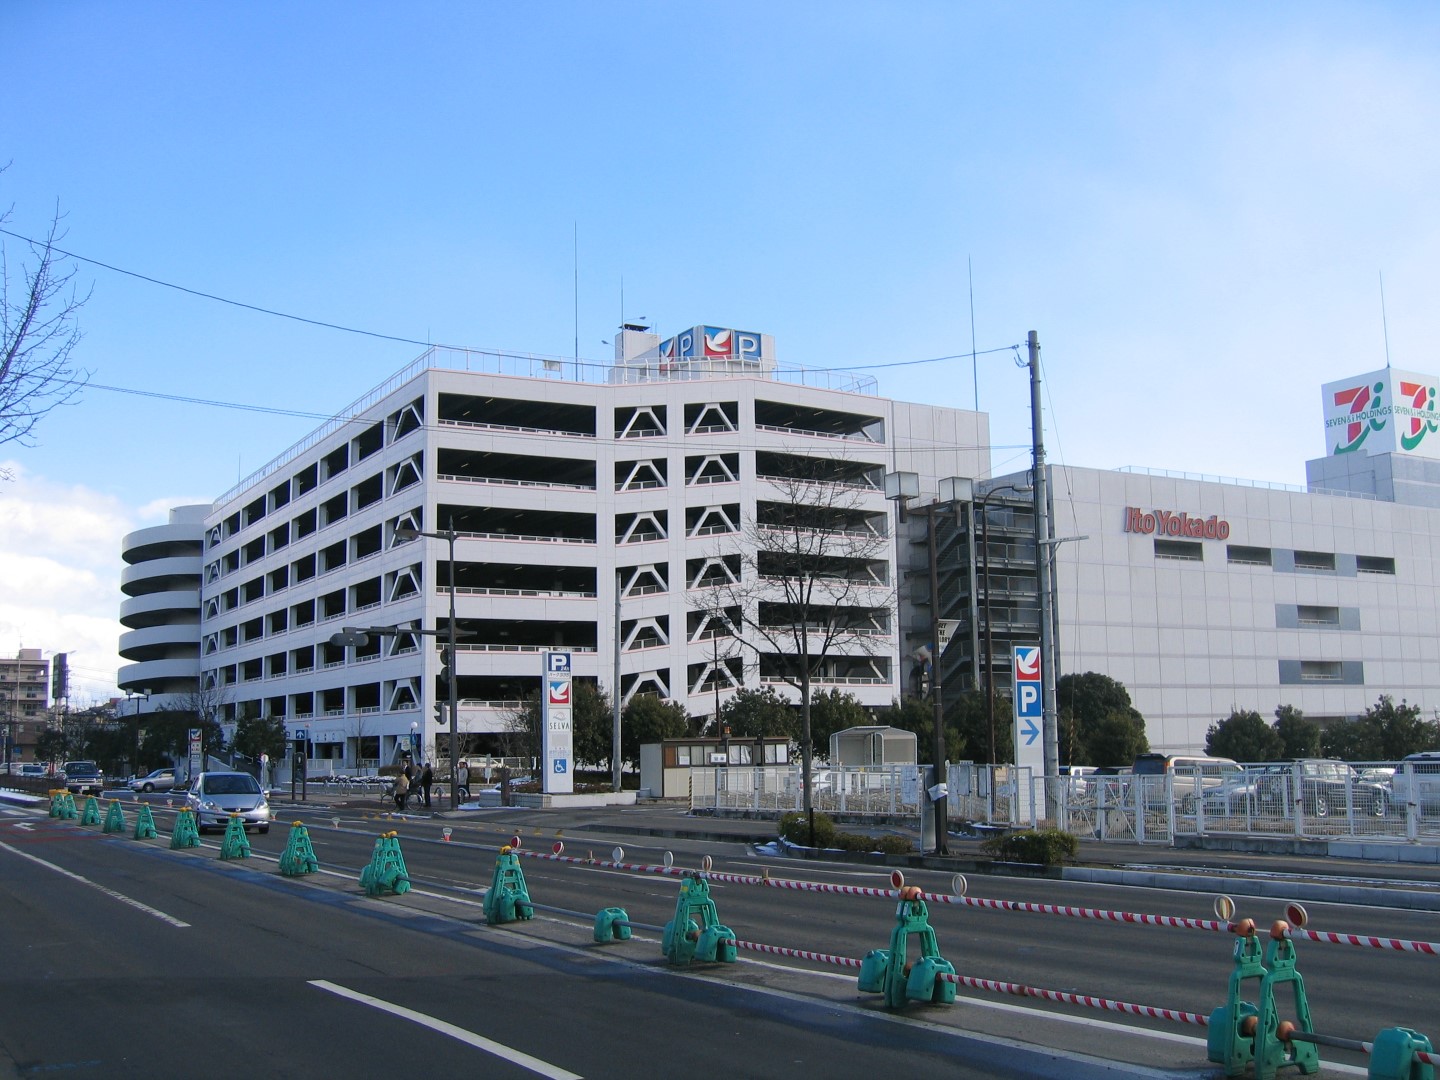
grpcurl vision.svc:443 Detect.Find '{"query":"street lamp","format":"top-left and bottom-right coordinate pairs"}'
top-left (393, 524), bottom-right (460, 811)
top-left (126, 690), bottom-right (150, 777)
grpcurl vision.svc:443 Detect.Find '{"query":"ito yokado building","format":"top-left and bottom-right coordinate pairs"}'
top-left (959, 364), bottom-right (1440, 755)
top-left (120, 332), bottom-right (1440, 771)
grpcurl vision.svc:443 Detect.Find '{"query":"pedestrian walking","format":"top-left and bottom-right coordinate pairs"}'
top-left (420, 762), bottom-right (434, 809)
top-left (393, 769), bottom-right (410, 811)
top-left (457, 761), bottom-right (470, 800)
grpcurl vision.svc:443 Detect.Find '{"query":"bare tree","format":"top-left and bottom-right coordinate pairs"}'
top-left (690, 461), bottom-right (896, 842)
top-left (1, 179), bottom-right (90, 461)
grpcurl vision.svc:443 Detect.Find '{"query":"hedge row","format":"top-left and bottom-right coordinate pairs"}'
top-left (778, 811), bottom-right (913, 855)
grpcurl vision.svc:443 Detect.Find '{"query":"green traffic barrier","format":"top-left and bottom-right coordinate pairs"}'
top-left (1369, 1027), bottom-right (1436, 1080)
top-left (594, 907), bottom-right (632, 942)
top-left (661, 872), bottom-right (736, 965)
top-left (170, 808), bottom-right (201, 849)
top-left (484, 846), bottom-right (533, 924)
top-left (1207, 900), bottom-right (1320, 1080)
top-left (279, 821), bottom-right (319, 877)
top-left (102, 800), bottom-right (127, 834)
top-left (857, 874), bottom-right (956, 1009)
top-left (133, 803), bottom-right (157, 840)
top-left (219, 814), bottom-right (252, 860)
top-left (1207, 915), bottom-right (1267, 1075)
top-left (360, 832), bottom-right (411, 897)
top-left (1252, 915), bottom-right (1317, 1080)
top-left (79, 796), bottom-right (101, 825)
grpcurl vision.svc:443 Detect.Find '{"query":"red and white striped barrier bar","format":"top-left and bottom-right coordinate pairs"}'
top-left (729, 935), bottom-right (1204, 1026)
top-left (923, 891), bottom-right (1231, 934)
top-left (937, 971), bottom-right (1210, 1027)
top-left (1288, 926), bottom-right (1440, 956)
top-left (733, 939), bottom-right (863, 969)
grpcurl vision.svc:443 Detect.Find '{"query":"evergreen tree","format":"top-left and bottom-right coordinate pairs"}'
top-left (620, 696), bottom-right (689, 766)
top-left (1273, 705), bottom-right (1320, 758)
top-left (1205, 709), bottom-right (1283, 762)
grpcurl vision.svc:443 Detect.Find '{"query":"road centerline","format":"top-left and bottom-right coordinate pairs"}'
top-left (309, 979), bottom-right (582, 1079)
top-left (0, 839), bottom-right (191, 928)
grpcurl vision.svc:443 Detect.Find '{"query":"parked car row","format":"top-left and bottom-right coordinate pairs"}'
top-left (1061, 753), bottom-right (1440, 819)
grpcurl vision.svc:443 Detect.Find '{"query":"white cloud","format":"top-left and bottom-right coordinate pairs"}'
top-left (0, 462), bottom-right (165, 704)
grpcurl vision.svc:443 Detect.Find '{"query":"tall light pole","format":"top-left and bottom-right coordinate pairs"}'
top-left (394, 525), bottom-right (460, 811)
top-left (127, 690), bottom-right (149, 776)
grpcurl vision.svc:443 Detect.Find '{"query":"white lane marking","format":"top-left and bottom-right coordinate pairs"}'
top-left (0, 840), bottom-right (191, 928)
top-left (310, 980), bottom-right (582, 1079)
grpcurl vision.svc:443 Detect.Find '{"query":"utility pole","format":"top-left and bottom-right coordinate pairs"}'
top-left (1028, 330), bottom-right (1060, 817)
top-left (612, 570), bottom-right (622, 792)
top-left (923, 504), bottom-right (949, 854)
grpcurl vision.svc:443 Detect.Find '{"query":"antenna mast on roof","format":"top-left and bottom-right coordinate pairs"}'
top-left (1380, 271), bottom-right (1392, 367)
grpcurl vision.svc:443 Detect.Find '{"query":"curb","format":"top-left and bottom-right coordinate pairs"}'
top-left (1065, 865), bottom-right (1440, 912)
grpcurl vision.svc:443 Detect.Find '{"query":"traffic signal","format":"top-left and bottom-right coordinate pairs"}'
top-left (434, 702), bottom-right (446, 725)
top-left (438, 645), bottom-right (452, 696)
top-left (51, 653), bottom-right (68, 701)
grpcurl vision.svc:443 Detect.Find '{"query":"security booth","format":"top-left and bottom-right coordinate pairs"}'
top-left (829, 725), bottom-right (918, 767)
top-left (640, 736), bottom-right (791, 799)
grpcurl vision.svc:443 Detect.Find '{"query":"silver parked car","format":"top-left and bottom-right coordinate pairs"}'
top-left (129, 768), bottom-right (177, 793)
top-left (185, 771), bottom-right (271, 834)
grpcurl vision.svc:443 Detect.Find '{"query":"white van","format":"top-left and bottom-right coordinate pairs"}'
top-left (1389, 752), bottom-right (1440, 810)
top-left (1131, 754), bottom-right (1241, 809)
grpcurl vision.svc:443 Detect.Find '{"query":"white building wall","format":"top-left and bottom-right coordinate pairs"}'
top-left (1045, 464), bottom-right (1440, 755)
top-left (198, 350), bottom-right (987, 768)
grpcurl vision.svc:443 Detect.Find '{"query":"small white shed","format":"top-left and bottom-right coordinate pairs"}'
top-left (828, 725), bottom-right (918, 767)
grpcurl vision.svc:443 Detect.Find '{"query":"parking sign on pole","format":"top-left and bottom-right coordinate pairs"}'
top-left (1013, 646), bottom-right (1044, 820)
top-left (541, 652), bottom-right (574, 794)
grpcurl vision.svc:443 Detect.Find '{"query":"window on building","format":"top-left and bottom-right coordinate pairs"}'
top-left (1357, 555), bottom-right (1396, 575)
top-left (1296, 605), bottom-right (1340, 626)
top-left (1154, 539), bottom-right (1203, 562)
top-left (1294, 550), bottom-right (1335, 572)
top-left (1227, 545), bottom-right (1271, 566)
top-left (1299, 660), bottom-right (1342, 682)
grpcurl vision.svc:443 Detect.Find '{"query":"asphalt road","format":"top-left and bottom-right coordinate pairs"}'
top-left (5, 794), bottom-right (1437, 1078)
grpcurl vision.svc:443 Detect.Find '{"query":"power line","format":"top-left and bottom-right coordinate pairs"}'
top-left (0, 226), bottom-right (437, 349)
top-left (2, 226), bottom-right (1023, 377)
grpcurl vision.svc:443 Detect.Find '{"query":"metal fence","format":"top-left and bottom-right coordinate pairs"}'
top-left (691, 765), bottom-right (924, 817)
top-left (1040, 763), bottom-right (1440, 845)
top-left (690, 760), bottom-right (1440, 846)
top-left (689, 763), bottom-right (1036, 826)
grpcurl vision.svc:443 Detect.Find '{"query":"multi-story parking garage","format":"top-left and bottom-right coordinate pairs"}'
top-left (118, 504), bottom-right (208, 709)
top-left (177, 326), bottom-right (985, 770)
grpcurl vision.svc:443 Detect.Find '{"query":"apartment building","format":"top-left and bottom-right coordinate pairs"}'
top-left (1, 648), bottom-right (50, 763)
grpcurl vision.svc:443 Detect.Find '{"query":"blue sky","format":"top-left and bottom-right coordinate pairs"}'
top-left (4, 1), bottom-right (1439, 701)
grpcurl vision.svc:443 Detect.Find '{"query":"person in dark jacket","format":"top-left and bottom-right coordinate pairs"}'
top-left (420, 762), bottom-right (434, 809)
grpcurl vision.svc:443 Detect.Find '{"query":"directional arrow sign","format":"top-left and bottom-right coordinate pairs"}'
top-left (1012, 645), bottom-right (1045, 813)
